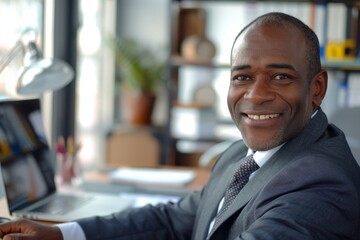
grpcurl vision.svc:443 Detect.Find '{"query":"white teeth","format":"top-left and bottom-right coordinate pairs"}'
top-left (247, 114), bottom-right (280, 120)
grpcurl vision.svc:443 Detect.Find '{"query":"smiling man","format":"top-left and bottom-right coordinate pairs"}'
top-left (228, 14), bottom-right (325, 151)
top-left (1, 12), bottom-right (360, 240)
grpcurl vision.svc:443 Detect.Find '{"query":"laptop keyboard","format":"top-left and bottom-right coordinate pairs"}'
top-left (31, 194), bottom-right (93, 215)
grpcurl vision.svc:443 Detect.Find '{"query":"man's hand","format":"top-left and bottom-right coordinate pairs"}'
top-left (0, 218), bottom-right (63, 240)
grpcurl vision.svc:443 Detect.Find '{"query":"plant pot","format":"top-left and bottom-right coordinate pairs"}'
top-left (121, 90), bottom-right (156, 126)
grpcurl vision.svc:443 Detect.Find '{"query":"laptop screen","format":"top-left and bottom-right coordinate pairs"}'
top-left (0, 98), bottom-right (56, 212)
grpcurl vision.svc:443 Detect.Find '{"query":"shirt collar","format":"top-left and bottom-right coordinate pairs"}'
top-left (246, 143), bottom-right (285, 167)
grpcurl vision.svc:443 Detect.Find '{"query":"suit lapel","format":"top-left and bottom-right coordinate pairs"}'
top-left (207, 109), bottom-right (329, 239)
top-left (208, 166), bottom-right (261, 236)
top-left (193, 145), bottom-right (248, 239)
top-left (194, 158), bottom-right (243, 237)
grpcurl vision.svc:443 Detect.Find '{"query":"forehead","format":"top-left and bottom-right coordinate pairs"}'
top-left (231, 24), bottom-right (307, 67)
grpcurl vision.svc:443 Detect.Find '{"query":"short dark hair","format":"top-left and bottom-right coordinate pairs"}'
top-left (231, 12), bottom-right (321, 79)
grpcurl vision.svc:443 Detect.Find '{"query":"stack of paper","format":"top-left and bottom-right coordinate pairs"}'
top-left (110, 168), bottom-right (196, 186)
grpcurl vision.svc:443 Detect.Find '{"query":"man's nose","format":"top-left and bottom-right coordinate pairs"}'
top-left (244, 79), bottom-right (276, 104)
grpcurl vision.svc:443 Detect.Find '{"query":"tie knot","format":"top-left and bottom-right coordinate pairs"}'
top-left (240, 154), bottom-right (259, 173)
top-left (234, 154), bottom-right (259, 177)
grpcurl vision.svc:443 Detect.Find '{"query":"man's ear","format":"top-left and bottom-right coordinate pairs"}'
top-left (311, 70), bottom-right (328, 110)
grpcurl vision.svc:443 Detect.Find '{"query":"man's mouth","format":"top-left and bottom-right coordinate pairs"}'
top-left (246, 113), bottom-right (280, 120)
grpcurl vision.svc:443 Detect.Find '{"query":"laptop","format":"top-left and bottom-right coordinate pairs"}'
top-left (0, 98), bottom-right (134, 222)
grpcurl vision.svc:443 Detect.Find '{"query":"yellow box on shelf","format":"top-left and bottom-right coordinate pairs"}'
top-left (325, 40), bottom-right (356, 60)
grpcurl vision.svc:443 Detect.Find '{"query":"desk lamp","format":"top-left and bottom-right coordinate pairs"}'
top-left (0, 29), bottom-right (74, 96)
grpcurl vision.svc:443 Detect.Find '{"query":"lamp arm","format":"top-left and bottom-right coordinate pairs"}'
top-left (0, 41), bottom-right (24, 73)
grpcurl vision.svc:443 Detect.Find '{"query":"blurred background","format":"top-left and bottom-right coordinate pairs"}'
top-left (0, 0), bottom-right (359, 179)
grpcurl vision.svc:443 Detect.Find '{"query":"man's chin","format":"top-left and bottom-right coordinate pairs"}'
top-left (243, 138), bottom-right (282, 151)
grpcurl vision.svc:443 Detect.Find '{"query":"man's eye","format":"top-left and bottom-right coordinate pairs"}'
top-left (234, 75), bottom-right (252, 81)
top-left (273, 74), bottom-right (290, 80)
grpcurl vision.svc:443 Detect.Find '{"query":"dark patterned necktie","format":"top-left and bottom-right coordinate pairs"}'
top-left (213, 154), bottom-right (259, 228)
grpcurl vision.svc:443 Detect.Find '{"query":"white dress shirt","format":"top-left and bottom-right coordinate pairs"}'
top-left (57, 221), bottom-right (86, 240)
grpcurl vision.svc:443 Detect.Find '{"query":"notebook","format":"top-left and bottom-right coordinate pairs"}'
top-left (0, 98), bottom-right (134, 222)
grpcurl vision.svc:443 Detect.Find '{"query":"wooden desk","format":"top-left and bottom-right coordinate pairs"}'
top-left (83, 166), bottom-right (210, 190)
top-left (0, 166), bottom-right (211, 221)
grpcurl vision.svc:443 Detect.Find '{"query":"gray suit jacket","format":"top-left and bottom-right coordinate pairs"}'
top-left (78, 109), bottom-right (360, 240)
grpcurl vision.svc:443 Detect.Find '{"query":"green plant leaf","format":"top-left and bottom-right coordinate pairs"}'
top-left (108, 37), bottom-right (165, 94)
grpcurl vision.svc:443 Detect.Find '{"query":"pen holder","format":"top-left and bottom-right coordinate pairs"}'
top-left (57, 152), bottom-right (82, 185)
top-left (55, 136), bottom-right (82, 185)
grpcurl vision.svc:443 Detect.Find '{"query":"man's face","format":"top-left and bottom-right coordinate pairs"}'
top-left (228, 24), bottom-right (321, 151)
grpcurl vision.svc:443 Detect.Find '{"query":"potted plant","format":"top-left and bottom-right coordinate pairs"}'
top-left (110, 37), bottom-right (165, 125)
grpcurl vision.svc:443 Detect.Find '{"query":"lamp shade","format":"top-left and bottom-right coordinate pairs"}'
top-left (17, 58), bottom-right (74, 95)
top-left (0, 29), bottom-right (74, 96)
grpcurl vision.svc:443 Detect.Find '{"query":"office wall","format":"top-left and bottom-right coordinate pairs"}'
top-left (116, 0), bottom-right (169, 54)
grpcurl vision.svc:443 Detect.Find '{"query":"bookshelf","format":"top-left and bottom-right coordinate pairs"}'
top-left (166, 0), bottom-right (360, 166)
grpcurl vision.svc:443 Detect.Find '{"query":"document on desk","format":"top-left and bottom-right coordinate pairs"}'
top-left (109, 168), bottom-right (196, 186)
top-left (118, 192), bottom-right (181, 208)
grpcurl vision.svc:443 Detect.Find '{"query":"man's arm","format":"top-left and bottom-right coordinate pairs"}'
top-left (0, 189), bottom-right (202, 240)
top-left (77, 190), bottom-right (202, 240)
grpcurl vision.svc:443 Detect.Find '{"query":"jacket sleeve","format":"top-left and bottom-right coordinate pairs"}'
top-left (76, 188), bottom-right (202, 240)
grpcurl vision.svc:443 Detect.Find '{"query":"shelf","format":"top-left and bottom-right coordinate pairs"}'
top-left (171, 55), bottom-right (230, 68)
top-left (173, 101), bottom-right (214, 109)
top-left (321, 59), bottom-right (360, 71)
